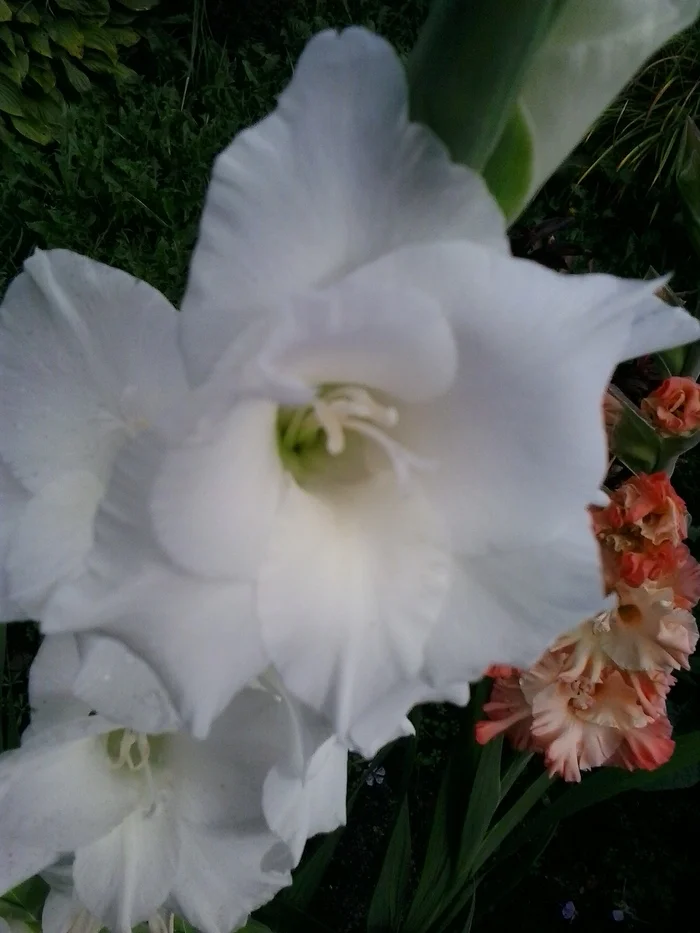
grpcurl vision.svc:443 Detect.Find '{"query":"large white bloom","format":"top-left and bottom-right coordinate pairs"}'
top-left (0, 249), bottom-right (188, 622)
top-left (0, 636), bottom-right (347, 933)
top-left (41, 28), bottom-right (700, 755)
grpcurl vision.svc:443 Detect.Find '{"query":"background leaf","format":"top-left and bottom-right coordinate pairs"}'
top-left (366, 797), bottom-right (412, 932)
top-left (407, 0), bottom-right (559, 171)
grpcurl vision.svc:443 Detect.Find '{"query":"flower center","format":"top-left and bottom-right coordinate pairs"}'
top-left (277, 384), bottom-right (429, 486)
top-left (616, 603), bottom-right (644, 626)
top-left (104, 728), bottom-right (167, 814)
top-left (568, 678), bottom-right (596, 712)
top-left (106, 728), bottom-right (155, 771)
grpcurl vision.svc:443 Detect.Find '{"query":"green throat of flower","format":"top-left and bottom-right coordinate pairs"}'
top-left (105, 728), bottom-right (166, 773)
top-left (275, 384), bottom-right (402, 483)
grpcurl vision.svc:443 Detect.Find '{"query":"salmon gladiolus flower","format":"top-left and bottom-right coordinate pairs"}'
top-left (592, 472), bottom-right (688, 549)
top-left (642, 376), bottom-right (700, 436)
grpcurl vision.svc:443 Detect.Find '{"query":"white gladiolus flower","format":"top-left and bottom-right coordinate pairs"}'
top-left (0, 249), bottom-right (188, 622)
top-left (40, 27), bottom-right (700, 756)
top-left (0, 636), bottom-right (347, 933)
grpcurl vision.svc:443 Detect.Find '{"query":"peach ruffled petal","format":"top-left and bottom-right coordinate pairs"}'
top-left (476, 671), bottom-right (534, 750)
top-left (609, 715), bottom-right (675, 771)
top-left (593, 473), bottom-right (688, 549)
top-left (600, 582), bottom-right (698, 673)
top-left (659, 543), bottom-right (700, 610)
top-left (641, 377), bottom-right (700, 437)
top-left (483, 663), bottom-right (519, 679)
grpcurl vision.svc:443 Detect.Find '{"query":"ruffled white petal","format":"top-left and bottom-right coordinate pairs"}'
top-left (171, 825), bottom-right (291, 933)
top-left (362, 242), bottom-right (700, 555)
top-left (0, 721), bottom-right (139, 892)
top-left (0, 249), bottom-right (186, 494)
top-left (27, 635), bottom-right (92, 733)
top-left (302, 738), bottom-right (348, 837)
top-left (167, 685), bottom-right (312, 933)
top-left (41, 885), bottom-right (79, 933)
top-left (28, 633), bottom-right (179, 736)
top-left (258, 472), bottom-right (449, 741)
top-left (254, 276), bottom-right (457, 403)
top-left (73, 808), bottom-right (178, 933)
top-left (347, 677), bottom-right (470, 758)
top-left (73, 634), bottom-right (180, 734)
top-left (179, 27), bottom-right (506, 383)
top-left (263, 735), bottom-right (348, 862)
top-left (45, 432), bottom-right (267, 739)
top-left (169, 684), bottom-right (301, 824)
top-left (424, 519), bottom-right (611, 688)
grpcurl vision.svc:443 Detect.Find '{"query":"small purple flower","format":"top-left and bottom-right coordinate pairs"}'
top-left (561, 901), bottom-right (576, 921)
top-left (365, 765), bottom-right (386, 787)
top-left (612, 909), bottom-right (625, 922)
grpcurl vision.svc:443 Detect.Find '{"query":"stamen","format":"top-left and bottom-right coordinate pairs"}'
top-left (281, 383), bottom-right (432, 487)
top-left (313, 399), bottom-right (347, 455)
top-left (310, 386), bottom-right (432, 487)
top-left (592, 610), bottom-right (612, 635)
top-left (322, 387), bottom-right (399, 429)
top-left (344, 418), bottom-right (435, 489)
top-left (108, 729), bottom-right (152, 772)
top-left (69, 909), bottom-right (102, 933)
top-left (106, 729), bottom-right (162, 816)
top-left (148, 912), bottom-right (175, 933)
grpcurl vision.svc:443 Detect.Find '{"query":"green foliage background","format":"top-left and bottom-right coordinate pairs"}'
top-left (0, 0), bottom-right (159, 144)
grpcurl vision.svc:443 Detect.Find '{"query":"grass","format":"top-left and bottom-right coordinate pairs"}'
top-left (0, 33), bottom-right (242, 299)
top-left (580, 22), bottom-right (700, 190)
top-left (0, 0), bottom-right (428, 299)
top-left (517, 20), bottom-right (700, 307)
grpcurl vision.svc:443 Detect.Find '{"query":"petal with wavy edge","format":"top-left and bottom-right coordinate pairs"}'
top-left (0, 722), bottom-right (139, 893)
top-left (424, 518), bottom-right (610, 690)
top-left (180, 27), bottom-right (506, 383)
top-left (44, 432), bottom-right (267, 739)
top-left (347, 677), bottom-right (470, 758)
top-left (169, 684), bottom-right (300, 826)
top-left (0, 249), bottom-right (186, 494)
top-left (172, 824), bottom-right (292, 933)
top-left (263, 736), bottom-right (348, 862)
top-left (354, 242), bottom-right (700, 554)
top-left (27, 635), bottom-right (91, 733)
top-left (254, 278), bottom-right (457, 404)
top-left (258, 471), bottom-right (449, 741)
top-left (73, 634), bottom-right (181, 734)
top-left (73, 808), bottom-right (178, 933)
